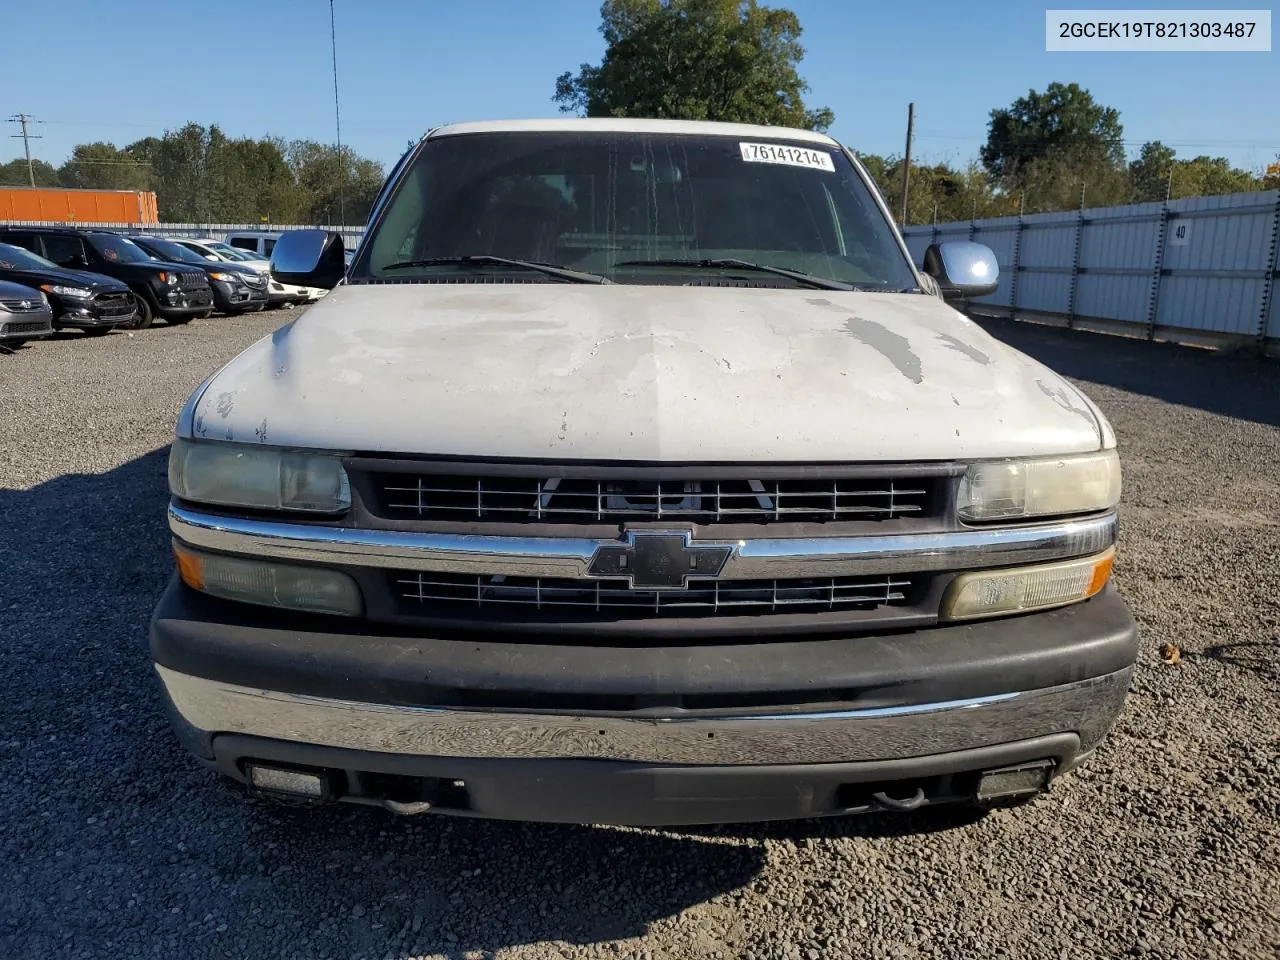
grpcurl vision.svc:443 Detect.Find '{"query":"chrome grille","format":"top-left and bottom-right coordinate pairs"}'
top-left (241, 272), bottom-right (267, 289)
top-left (0, 299), bottom-right (42, 312)
top-left (375, 475), bottom-right (934, 523)
top-left (178, 272), bottom-right (207, 289)
top-left (393, 571), bottom-right (914, 618)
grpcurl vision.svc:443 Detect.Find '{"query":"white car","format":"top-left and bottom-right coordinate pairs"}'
top-left (170, 237), bottom-right (313, 308)
top-left (154, 118), bottom-right (1135, 827)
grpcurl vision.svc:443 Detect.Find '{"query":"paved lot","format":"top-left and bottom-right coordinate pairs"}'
top-left (1, 315), bottom-right (1277, 960)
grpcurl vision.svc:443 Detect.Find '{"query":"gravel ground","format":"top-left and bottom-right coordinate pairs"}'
top-left (1, 314), bottom-right (1277, 960)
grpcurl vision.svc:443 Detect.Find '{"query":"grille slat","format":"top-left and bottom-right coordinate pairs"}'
top-left (393, 572), bottom-right (913, 618)
top-left (2, 320), bottom-right (49, 334)
top-left (375, 475), bottom-right (934, 524)
top-left (92, 292), bottom-right (134, 318)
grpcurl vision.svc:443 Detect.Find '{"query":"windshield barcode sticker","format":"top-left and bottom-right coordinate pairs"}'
top-left (739, 142), bottom-right (835, 171)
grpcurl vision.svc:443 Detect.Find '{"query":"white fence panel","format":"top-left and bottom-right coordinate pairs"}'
top-left (901, 189), bottom-right (1280, 352)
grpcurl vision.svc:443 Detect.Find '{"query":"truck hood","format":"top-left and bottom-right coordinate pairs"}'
top-left (188, 284), bottom-right (1106, 461)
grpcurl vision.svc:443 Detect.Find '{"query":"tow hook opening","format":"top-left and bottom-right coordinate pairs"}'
top-left (244, 761), bottom-right (338, 802)
top-left (975, 760), bottom-right (1056, 803)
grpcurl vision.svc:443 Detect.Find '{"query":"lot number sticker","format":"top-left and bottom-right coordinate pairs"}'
top-left (739, 142), bottom-right (835, 172)
top-left (1169, 221), bottom-right (1192, 246)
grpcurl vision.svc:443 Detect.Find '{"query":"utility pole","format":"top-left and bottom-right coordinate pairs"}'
top-left (330, 0), bottom-right (346, 226)
top-left (900, 103), bottom-right (914, 226)
top-left (1166, 165), bottom-right (1175, 201)
top-left (8, 114), bottom-right (43, 187)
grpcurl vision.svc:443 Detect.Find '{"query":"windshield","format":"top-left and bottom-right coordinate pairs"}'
top-left (356, 131), bottom-right (917, 289)
top-left (0, 242), bottom-right (59, 271)
top-left (202, 241), bottom-right (254, 260)
top-left (138, 237), bottom-right (206, 264)
top-left (86, 234), bottom-right (155, 264)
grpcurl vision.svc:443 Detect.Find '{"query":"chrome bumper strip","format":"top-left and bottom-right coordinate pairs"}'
top-left (168, 504), bottom-right (1116, 580)
top-left (156, 664), bottom-right (1133, 765)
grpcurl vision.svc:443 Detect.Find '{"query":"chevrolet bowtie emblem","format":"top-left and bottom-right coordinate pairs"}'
top-left (587, 531), bottom-right (733, 590)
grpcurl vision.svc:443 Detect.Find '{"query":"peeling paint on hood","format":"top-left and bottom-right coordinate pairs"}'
top-left (186, 284), bottom-right (1105, 461)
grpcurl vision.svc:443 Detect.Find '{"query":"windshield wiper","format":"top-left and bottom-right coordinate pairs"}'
top-left (380, 255), bottom-right (609, 284)
top-left (613, 257), bottom-right (857, 291)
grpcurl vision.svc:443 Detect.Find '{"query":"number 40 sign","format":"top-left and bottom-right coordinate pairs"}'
top-left (1169, 220), bottom-right (1192, 246)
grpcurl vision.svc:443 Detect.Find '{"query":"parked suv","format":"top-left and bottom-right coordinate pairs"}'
top-left (124, 234), bottom-right (267, 315)
top-left (153, 119), bottom-right (1136, 826)
top-left (0, 241), bottom-right (136, 335)
top-left (0, 227), bottom-right (213, 329)
top-left (169, 237), bottom-right (313, 307)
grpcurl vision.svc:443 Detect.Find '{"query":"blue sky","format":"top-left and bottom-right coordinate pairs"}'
top-left (4, 0), bottom-right (1276, 174)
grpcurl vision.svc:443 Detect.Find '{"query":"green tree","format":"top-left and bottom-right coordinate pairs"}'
top-left (857, 155), bottom-right (1003, 225)
top-left (286, 140), bottom-right (385, 225)
top-left (1265, 155), bottom-right (1280, 189)
top-left (147, 123), bottom-right (220, 221)
top-left (0, 158), bottom-right (59, 186)
top-left (1128, 140), bottom-right (1176, 202)
top-left (57, 142), bottom-right (152, 191)
top-left (1169, 155), bottom-right (1262, 198)
top-left (981, 82), bottom-right (1124, 189)
top-left (554, 0), bottom-right (833, 131)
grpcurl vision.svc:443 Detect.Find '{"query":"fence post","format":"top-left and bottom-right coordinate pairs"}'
top-left (1065, 207), bottom-right (1083, 328)
top-left (1009, 215), bottom-right (1024, 318)
top-left (1256, 191), bottom-right (1280, 346)
top-left (1145, 202), bottom-right (1171, 340)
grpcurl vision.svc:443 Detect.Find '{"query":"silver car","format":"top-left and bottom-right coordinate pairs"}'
top-left (0, 280), bottom-right (54, 348)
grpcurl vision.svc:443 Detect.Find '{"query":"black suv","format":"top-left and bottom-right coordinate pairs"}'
top-left (0, 241), bottom-right (136, 335)
top-left (0, 227), bottom-right (213, 329)
top-left (125, 234), bottom-right (268, 316)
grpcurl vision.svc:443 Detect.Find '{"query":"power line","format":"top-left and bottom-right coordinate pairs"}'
top-left (8, 114), bottom-right (44, 186)
top-left (913, 130), bottom-right (1280, 149)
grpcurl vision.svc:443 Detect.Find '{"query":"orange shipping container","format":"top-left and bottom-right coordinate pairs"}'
top-left (0, 187), bottom-right (159, 224)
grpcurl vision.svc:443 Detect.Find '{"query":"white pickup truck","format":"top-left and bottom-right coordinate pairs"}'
top-left (151, 118), bottom-right (1136, 826)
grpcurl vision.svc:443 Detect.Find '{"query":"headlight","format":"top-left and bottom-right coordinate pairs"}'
top-left (957, 450), bottom-right (1120, 522)
top-left (39, 284), bottom-right (93, 299)
top-left (168, 438), bottom-right (351, 514)
top-left (157, 271), bottom-right (180, 285)
top-left (208, 271), bottom-right (236, 282)
top-left (941, 549), bottom-right (1114, 621)
top-left (174, 541), bottom-right (361, 616)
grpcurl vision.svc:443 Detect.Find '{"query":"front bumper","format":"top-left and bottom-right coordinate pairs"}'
top-left (154, 285), bottom-right (214, 317)
top-left (53, 300), bottom-right (135, 329)
top-left (0, 308), bottom-right (54, 341)
top-left (151, 580), bottom-right (1137, 824)
top-left (210, 280), bottom-right (268, 314)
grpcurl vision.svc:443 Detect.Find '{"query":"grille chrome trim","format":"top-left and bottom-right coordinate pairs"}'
top-left (168, 504), bottom-right (1117, 580)
top-left (393, 571), bottom-right (914, 617)
top-left (374, 473), bottom-right (933, 523)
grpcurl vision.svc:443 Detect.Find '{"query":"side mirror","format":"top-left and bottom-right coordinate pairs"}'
top-left (270, 230), bottom-right (345, 289)
top-left (922, 241), bottom-right (999, 302)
